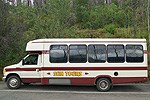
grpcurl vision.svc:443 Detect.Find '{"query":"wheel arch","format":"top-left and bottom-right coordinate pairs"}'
top-left (95, 75), bottom-right (113, 84)
top-left (6, 73), bottom-right (21, 82)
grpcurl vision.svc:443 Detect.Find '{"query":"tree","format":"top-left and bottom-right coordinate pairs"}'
top-left (0, 1), bottom-right (13, 66)
top-left (0, 1), bottom-right (25, 67)
top-left (121, 0), bottom-right (147, 37)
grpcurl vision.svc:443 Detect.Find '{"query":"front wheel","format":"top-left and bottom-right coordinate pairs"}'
top-left (6, 76), bottom-right (21, 89)
top-left (96, 78), bottom-right (111, 92)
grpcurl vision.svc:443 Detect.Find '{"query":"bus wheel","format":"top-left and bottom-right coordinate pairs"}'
top-left (96, 78), bottom-right (111, 92)
top-left (7, 76), bottom-right (21, 89)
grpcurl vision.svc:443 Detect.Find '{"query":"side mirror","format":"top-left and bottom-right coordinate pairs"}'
top-left (22, 59), bottom-right (25, 65)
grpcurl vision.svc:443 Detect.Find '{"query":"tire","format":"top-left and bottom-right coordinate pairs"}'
top-left (6, 76), bottom-right (21, 89)
top-left (96, 78), bottom-right (111, 92)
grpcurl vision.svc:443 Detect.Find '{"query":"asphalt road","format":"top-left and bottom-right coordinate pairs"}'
top-left (0, 82), bottom-right (150, 100)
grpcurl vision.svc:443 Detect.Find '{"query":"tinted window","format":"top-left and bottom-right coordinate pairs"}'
top-left (69, 45), bottom-right (87, 63)
top-left (107, 45), bottom-right (125, 63)
top-left (50, 45), bottom-right (68, 63)
top-left (88, 45), bottom-right (106, 63)
top-left (23, 54), bottom-right (38, 65)
top-left (126, 45), bottom-right (143, 62)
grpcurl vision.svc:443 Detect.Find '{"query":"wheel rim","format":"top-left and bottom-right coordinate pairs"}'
top-left (99, 80), bottom-right (109, 90)
top-left (9, 78), bottom-right (18, 88)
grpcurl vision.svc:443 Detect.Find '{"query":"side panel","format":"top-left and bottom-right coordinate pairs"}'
top-left (41, 42), bottom-right (148, 85)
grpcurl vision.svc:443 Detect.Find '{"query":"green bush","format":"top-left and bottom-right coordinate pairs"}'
top-left (103, 24), bottom-right (116, 34)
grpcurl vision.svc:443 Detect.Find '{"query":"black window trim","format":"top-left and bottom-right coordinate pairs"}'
top-left (69, 44), bottom-right (87, 63)
top-left (49, 44), bottom-right (144, 64)
top-left (88, 44), bottom-right (107, 63)
top-left (125, 44), bottom-right (144, 63)
top-left (107, 44), bottom-right (125, 63)
top-left (49, 44), bottom-right (69, 63)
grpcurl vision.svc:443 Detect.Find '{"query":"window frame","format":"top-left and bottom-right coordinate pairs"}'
top-left (126, 44), bottom-right (144, 63)
top-left (107, 44), bottom-right (125, 63)
top-left (69, 44), bottom-right (87, 63)
top-left (49, 44), bottom-right (68, 63)
top-left (88, 44), bottom-right (106, 63)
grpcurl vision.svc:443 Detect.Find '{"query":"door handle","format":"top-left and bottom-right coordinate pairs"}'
top-left (36, 69), bottom-right (40, 72)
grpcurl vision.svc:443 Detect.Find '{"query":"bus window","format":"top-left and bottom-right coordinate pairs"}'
top-left (88, 45), bottom-right (106, 63)
top-left (50, 45), bottom-right (68, 63)
top-left (107, 45), bottom-right (125, 63)
top-left (69, 45), bottom-right (87, 63)
top-left (126, 45), bottom-right (143, 62)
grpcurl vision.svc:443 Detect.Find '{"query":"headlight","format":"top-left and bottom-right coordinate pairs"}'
top-left (3, 69), bottom-right (6, 75)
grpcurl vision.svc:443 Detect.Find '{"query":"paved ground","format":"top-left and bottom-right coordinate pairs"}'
top-left (0, 82), bottom-right (150, 100)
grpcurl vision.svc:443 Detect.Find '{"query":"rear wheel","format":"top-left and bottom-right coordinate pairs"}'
top-left (96, 78), bottom-right (111, 92)
top-left (6, 76), bottom-right (21, 89)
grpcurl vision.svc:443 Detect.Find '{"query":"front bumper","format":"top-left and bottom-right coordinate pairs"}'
top-left (2, 77), bottom-right (6, 82)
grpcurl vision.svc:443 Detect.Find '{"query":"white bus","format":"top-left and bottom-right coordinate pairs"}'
top-left (2, 38), bottom-right (148, 91)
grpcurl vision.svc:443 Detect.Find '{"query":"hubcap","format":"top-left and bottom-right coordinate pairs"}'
top-left (99, 80), bottom-right (108, 90)
top-left (9, 78), bottom-right (18, 88)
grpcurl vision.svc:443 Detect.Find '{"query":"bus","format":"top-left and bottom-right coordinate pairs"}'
top-left (2, 38), bottom-right (148, 92)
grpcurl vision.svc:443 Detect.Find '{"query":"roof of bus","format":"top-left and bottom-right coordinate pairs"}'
top-left (30, 38), bottom-right (146, 43)
top-left (26, 38), bottom-right (147, 52)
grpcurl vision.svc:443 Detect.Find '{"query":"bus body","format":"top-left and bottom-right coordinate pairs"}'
top-left (2, 38), bottom-right (148, 91)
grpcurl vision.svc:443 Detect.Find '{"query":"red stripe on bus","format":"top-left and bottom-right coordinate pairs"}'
top-left (112, 77), bottom-right (148, 84)
top-left (5, 68), bottom-right (40, 71)
top-left (70, 77), bottom-right (148, 84)
top-left (144, 50), bottom-right (148, 54)
top-left (21, 77), bottom-right (147, 85)
top-left (42, 67), bottom-right (147, 70)
top-left (5, 67), bottom-right (147, 72)
top-left (22, 78), bottom-right (41, 83)
top-left (27, 50), bottom-right (49, 54)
